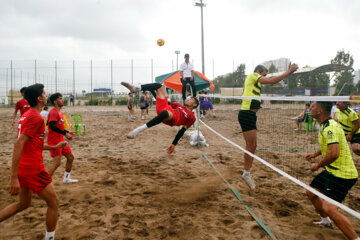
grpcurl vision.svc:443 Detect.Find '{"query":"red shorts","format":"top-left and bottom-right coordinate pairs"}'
top-left (18, 170), bottom-right (52, 195)
top-left (156, 97), bottom-right (174, 115)
top-left (49, 144), bottom-right (72, 157)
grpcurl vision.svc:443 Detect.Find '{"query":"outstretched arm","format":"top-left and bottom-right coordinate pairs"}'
top-left (167, 126), bottom-right (187, 154)
top-left (258, 63), bottom-right (298, 85)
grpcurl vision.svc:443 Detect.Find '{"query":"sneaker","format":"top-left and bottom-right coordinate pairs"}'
top-left (213, 114), bottom-right (216, 118)
top-left (313, 220), bottom-right (334, 229)
top-left (242, 171), bottom-right (256, 190)
top-left (127, 127), bottom-right (141, 139)
top-left (141, 116), bottom-right (145, 120)
top-left (63, 179), bottom-right (78, 184)
top-left (294, 128), bottom-right (299, 131)
top-left (121, 82), bottom-right (140, 93)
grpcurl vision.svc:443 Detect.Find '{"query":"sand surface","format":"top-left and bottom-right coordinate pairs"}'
top-left (0, 104), bottom-right (359, 240)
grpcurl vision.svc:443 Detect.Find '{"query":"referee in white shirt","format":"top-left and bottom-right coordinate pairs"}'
top-left (180, 53), bottom-right (196, 101)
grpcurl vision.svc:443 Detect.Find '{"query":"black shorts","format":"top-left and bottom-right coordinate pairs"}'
top-left (350, 133), bottom-right (360, 144)
top-left (310, 170), bottom-right (357, 203)
top-left (238, 110), bottom-right (257, 132)
top-left (140, 103), bottom-right (147, 110)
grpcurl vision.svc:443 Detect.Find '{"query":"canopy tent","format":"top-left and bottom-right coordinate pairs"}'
top-left (308, 64), bottom-right (352, 74)
top-left (267, 64), bottom-right (353, 77)
top-left (155, 70), bottom-right (215, 93)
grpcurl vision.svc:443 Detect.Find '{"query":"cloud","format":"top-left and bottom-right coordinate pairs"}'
top-left (0, 0), bottom-right (158, 56)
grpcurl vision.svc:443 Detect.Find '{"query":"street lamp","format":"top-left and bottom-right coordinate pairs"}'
top-left (195, 0), bottom-right (206, 75)
top-left (175, 50), bottom-right (180, 70)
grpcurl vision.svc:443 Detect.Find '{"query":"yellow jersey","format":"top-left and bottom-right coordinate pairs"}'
top-left (335, 107), bottom-right (360, 135)
top-left (241, 72), bottom-right (262, 110)
top-left (319, 118), bottom-right (358, 179)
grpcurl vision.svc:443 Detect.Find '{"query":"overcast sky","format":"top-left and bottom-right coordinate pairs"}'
top-left (1, 0), bottom-right (359, 93)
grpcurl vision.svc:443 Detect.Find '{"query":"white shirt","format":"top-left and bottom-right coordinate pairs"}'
top-left (331, 105), bottom-right (337, 120)
top-left (40, 110), bottom-right (49, 119)
top-left (180, 61), bottom-right (194, 78)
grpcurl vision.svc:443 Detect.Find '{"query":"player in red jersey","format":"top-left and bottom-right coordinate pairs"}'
top-left (47, 93), bottom-right (78, 184)
top-left (121, 82), bottom-right (198, 154)
top-left (11, 87), bottom-right (31, 126)
top-left (0, 84), bottom-right (67, 240)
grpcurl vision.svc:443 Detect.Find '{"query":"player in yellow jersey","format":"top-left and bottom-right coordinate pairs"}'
top-left (238, 63), bottom-right (298, 189)
top-left (306, 101), bottom-right (358, 240)
top-left (335, 101), bottom-right (360, 156)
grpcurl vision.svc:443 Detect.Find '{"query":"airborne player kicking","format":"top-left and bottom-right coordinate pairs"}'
top-left (121, 82), bottom-right (198, 154)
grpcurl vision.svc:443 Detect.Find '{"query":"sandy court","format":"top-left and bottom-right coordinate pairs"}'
top-left (0, 103), bottom-right (359, 240)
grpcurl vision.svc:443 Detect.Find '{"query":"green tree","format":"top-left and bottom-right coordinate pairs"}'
top-left (213, 63), bottom-right (246, 92)
top-left (331, 50), bottom-right (355, 95)
top-left (283, 64), bottom-right (330, 95)
top-left (287, 74), bottom-right (298, 89)
top-left (297, 71), bottom-right (330, 89)
top-left (356, 81), bottom-right (360, 95)
top-left (233, 64), bottom-right (247, 87)
top-left (268, 64), bottom-right (277, 74)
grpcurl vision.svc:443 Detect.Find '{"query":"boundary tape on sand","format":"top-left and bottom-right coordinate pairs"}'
top-left (88, 149), bottom-right (186, 153)
top-left (257, 146), bottom-right (319, 151)
top-left (96, 114), bottom-right (128, 117)
top-left (199, 120), bottom-right (360, 220)
top-left (201, 151), bottom-right (277, 240)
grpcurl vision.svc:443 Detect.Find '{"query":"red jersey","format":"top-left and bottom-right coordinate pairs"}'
top-left (47, 108), bottom-right (65, 145)
top-left (17, 109), bottom-right (46, 175)
top-left (167, 102), bottom-right (196, 128)
top-left (15, 99), bottom-right (31, 116)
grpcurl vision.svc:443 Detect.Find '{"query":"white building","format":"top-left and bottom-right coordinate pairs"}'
top-left (261, 58), bottom-right (290, 72)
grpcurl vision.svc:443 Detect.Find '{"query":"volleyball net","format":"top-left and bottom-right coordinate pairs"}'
top-left (197, 94), bottom-right (360, 221)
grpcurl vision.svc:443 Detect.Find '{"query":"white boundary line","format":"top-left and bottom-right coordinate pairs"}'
top-left (209, 94), bottom-right (350, 102)
top-left (200, 120), bottom-right (360, 220)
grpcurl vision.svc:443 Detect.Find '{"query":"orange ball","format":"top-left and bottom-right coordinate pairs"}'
top-left (157, 38), bottom-right (165, 46)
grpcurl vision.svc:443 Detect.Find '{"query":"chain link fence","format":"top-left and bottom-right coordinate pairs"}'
top-left (0, 59), bottom-right (181, 106)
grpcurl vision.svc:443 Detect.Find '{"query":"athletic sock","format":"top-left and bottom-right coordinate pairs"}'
top-left (243, 169), bottom-right (251, 175)
top-left (45, 231), bottom-right (55, 240)
top-left (137, 124), bottom-right (148, 132)
top-left (321, 216), bottom-right (331, 224)
top-left (141, 83), bottom-right (162, 92)
top-left (63, 171), bottom-right (71, 181)
top-left (150, 90), bottom-right (157, 99)
top-left (146, 110), bottom-right (169, 128)
top-left (140, 83), bottom-right (161, 99)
